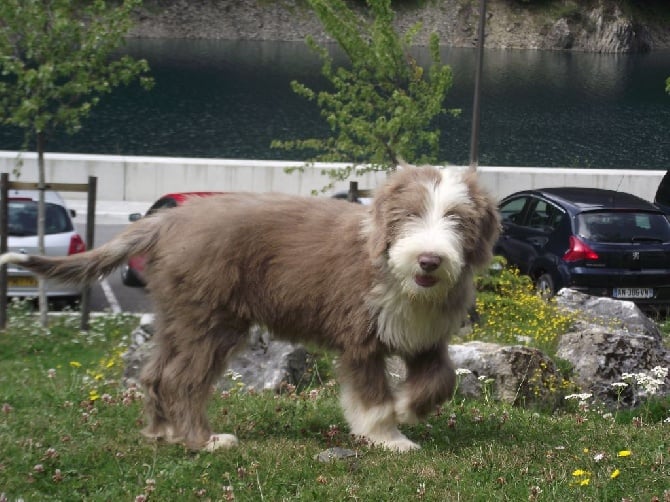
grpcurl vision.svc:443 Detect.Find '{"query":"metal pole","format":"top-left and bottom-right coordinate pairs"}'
top-left (0, 173), bottom-right (8, 330)
top-left (469, 0), bottom-right (487, 171)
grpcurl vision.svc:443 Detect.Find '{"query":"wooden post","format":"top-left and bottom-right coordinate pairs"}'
top-left (79, 176), bottom-right (97, 331)
top-left (348, 181), bottom-right (358, 203)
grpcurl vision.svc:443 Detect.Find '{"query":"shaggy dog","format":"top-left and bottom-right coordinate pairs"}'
top-left (0, 165), bottom-right (499, 452)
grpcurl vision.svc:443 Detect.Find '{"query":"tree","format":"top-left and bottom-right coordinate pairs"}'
top-left (271, 0), bottom-right (457, 189)
top-left (0, 0), bottom-right (152, 325)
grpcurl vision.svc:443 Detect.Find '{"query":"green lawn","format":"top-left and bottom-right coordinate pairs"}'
top-left (0, 282), bottom-right (668, 501)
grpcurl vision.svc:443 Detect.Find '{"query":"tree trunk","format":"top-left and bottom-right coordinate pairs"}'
top-left (37, 131), bottom-right (48, 327)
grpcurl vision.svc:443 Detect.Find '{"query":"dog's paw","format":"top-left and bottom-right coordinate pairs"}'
top-left (380, 437), bottom-right (421, 452)
top-left (203, 433), bottom-right (239, 452)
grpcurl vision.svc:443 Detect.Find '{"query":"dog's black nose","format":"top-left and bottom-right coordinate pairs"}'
top-left (418, 253), bottom-right (441, 272)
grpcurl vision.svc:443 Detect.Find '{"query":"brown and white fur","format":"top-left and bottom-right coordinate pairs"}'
top-left (0, 165), bottom-right (499, 452)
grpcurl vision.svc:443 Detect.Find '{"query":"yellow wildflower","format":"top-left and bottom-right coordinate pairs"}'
top-left (69, 361), bottom-right (82, 368)
top-left (572, 469), bottom-right (590, 477)
top-left (610, 469), bottom-right (620, 479)
top-left (617, 450), bottom-right (632, 457)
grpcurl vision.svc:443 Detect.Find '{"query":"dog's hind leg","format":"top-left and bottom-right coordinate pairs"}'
top-left (394, 341), bottom-right (456, 425)
top-left (338, 353), bottom-right (420, 452)
top-left (140, 315), bottom-right (249, 451)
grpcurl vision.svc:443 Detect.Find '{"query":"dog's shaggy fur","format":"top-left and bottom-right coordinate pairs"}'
top-left (0, 165), bottom-right (499, 452)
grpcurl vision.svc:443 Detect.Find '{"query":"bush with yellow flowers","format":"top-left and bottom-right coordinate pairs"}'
top-left (469, 256), bottom-right (575, 357)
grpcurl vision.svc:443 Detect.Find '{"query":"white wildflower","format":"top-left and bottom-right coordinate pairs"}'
top-left (564, 393), bottom-right (592, 401)
top-left (650, 366), bottom-right (668, 379)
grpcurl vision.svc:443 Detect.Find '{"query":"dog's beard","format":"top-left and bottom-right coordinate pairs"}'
top-left (387, 221), bottom-right (465, 301)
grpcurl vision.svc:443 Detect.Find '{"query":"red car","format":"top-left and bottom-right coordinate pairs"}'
top-left (121, 192), bottom-right (223, 287)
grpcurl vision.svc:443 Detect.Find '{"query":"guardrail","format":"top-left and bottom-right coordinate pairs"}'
top-left (0, 151), bottom-right (665, 204)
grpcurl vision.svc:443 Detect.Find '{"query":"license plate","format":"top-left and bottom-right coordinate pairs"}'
top-left (613, 288), bottom-right (654, 299)
top-left (8, 277), bottom-right (38, 288)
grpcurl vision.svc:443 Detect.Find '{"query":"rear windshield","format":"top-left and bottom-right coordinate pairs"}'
top-left (7, 201), bottom-right (73, 236)
top-left (577, 211), bottom-right (670, 243)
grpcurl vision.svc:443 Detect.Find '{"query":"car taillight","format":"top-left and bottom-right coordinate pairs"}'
top-left (68, 234), bottom-right (86, 255)
top-left (563, 235), bottom-right (598, 262)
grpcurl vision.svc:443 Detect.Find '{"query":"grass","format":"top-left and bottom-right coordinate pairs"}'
top-left (0, 280), bottom-right (669, 501)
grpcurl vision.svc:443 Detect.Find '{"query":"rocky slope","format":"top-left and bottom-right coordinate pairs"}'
top-left (131, 0), bottom-right (670, 53)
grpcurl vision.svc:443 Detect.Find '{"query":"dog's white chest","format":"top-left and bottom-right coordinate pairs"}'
top-left (373, 294), bottom-right (458, 354)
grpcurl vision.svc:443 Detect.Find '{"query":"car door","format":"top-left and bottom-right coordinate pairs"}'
top-left (498, 195), bottom-right (560, 274)
top-left (497, 195), bottom-right (533, 270)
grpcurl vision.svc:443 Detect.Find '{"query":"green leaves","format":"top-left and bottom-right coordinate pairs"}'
top-left (272, 0), bottom-right (457, 183)
top-left (0, 0), bottom-right (152, 143)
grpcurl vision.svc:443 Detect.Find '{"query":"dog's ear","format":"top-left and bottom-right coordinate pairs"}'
top-left (461, 171), bottom-right (501, 269)
top-left (367, 165), bottom-right (416, 260)
top-left (368, 185), bottom-right (390, 259)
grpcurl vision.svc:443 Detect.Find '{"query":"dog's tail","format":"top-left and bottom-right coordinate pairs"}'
top-left (0, 216), bottom-right (162, 285)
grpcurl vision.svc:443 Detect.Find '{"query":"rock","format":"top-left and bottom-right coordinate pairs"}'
top-left (220, 326), bottom-right (313, 392)
top-left (554, 289), bottom-right (663, 341)
top-left (122, 314), bottom-right (155, 387)
top-left (546, 18), bottom-right (575, 50)
top-left (131, 0), bottom-right (669, 53)
top-left (122, 321), bottom-right (312, 392)
top-left (388, 342), bottom-right (564, 407)
top-left (555, 289), bottom-right (670, 407)
top-left (449, 342), bottom-right (563, 406)
top-left (585, 6), bottom-right (652, 53)
top-left (314, 447), bottom-right (359, 463)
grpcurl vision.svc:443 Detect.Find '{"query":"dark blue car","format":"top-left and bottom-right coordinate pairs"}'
top-left (495, 187), bottom-right (670, 312)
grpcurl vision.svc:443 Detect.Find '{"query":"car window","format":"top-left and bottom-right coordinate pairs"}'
top-left (146, 197), bottom-right (178, 216)
top-left (7, 201), bottom-right (73, 236)
top-left (577, 211), bottom-right (670, 243)
top-left (499, 197), bottom-right (529, 225)
top-left (527, 199), bottom-right (564, 231)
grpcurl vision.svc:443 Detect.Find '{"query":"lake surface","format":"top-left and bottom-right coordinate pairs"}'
top-left (1, 39), bottom-right (669, 169)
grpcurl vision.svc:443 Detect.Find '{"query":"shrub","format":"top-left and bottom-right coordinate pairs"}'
top-left (469, 257), bottom-right (575, 356)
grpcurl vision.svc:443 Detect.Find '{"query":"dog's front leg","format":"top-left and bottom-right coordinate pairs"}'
top-left (395, 341), bottom-right (456, 424)
top-left (338, 353), bottom-right (420, 452)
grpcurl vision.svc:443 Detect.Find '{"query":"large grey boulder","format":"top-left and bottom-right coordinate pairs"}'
top-left (554, 289), bottom-right (670, 406)
top-left (449, 342), bottom-right (563, 406)
top-left (122, 316), bottom-right (312, 392)
top-left (387, 342), bottom-right (563, 407)
top-left (219, 326), bottom-right (313, 392)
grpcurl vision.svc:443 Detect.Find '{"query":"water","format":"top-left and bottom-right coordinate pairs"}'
top-left (1, 39), bottom-right (669, 169)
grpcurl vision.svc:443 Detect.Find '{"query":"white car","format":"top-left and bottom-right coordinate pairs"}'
top-left (3, 190), bottom-right (86, 300)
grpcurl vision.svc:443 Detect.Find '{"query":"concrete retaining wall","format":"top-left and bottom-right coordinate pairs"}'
top-left (0, 150), bottom-right (664, 203)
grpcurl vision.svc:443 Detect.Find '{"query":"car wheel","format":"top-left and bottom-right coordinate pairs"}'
top-left (536, 273), bottom-right (555, 300)
top-left (121, 266), bottom-right (145, 288)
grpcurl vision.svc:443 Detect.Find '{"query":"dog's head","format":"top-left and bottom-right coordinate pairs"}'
top-left (368, 164), bottom-right (500, 298)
